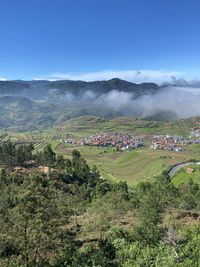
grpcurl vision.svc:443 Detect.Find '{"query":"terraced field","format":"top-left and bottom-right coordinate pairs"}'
top-left (40, 116), bottom-right (190, 139)
top-left (33, 142), bottom-right (49, 150)
top-left (55, 143), bottom-right (198, 185)
top-left (32, 140), bottom-right (61, 151)
top-left (3, 116), bottom-right (200, 185)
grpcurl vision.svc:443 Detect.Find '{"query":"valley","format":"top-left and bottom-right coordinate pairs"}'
top-left (2, 115), bottom-right (200, 186)
top-left (2, 1), bottom-right (200, 265)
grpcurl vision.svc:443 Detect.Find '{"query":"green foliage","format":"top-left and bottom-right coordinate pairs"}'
top-left (113, 239), bottom-right (177, 267)
top-left (36, 144), bottom-right (56, 166)
top-left (179, 178), bottom-right (200, 210)
top-left (0, 173), bottom-right (72, 266)
top-left (0, 142), bottom-right (34, 166)
top-left (0, 149), bottom-right (200, 266)
top-left (75, 240), bottom-right (118, 267)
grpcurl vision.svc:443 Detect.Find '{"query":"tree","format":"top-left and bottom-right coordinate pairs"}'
top-left (36, 144), bottom-right (56, 166)
top-left (0, 142), bottom-right (34, 167)
top-left (56, 154), bottom-right (65, 168)
top-left (0, 168), bottom-right (7, 186)
top-left (71, 150), bottom-right (81, 164)
top-left (0, 173), bottom-right (72, 266)
top-left (134, 187), bottom-right (164, 244)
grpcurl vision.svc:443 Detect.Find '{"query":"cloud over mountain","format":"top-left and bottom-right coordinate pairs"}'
top-left (0, 78), bottom-right (200, 129)
top-left (58, 85), bottom-right (200, 120)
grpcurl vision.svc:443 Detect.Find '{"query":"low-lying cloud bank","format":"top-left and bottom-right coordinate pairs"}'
top-left (0, 77), bottom-right (7, 81)
top-left (34, 71), bottom-right (200, 119)
top-left (59, 86), bottom-right (200, 119)
top-left (131, 86), bottom-right (200, 118)
top-left (1, 72), bottom-right (200, 120)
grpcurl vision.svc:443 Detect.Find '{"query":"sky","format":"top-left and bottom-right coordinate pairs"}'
top-left (0, 0), bottom-right (200, 82)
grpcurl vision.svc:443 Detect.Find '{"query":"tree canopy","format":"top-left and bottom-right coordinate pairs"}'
top-left (0, 143), bottom-right (200, 266)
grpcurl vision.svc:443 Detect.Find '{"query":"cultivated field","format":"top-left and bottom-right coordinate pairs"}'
top-left (55, 143), bottom-right (200, 185)
top-left (44, 116), bottom-right (189, 138)
top-left (3, 116), bottom-right (200, 185)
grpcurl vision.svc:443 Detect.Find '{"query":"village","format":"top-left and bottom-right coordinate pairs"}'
top-left (151, 135), bottom-right (186, 152)
top-left (64, 132), bottom-right (144, 151)
top-left (63, 129), bottom-right (200, 152)
top-left (151, 132), bottom-right (200, 152)
top-left (190, 128), bottom-right (200, 138)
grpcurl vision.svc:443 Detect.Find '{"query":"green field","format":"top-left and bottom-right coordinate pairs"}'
top-left (172, 163), bottom-right (200, 186)
top-left (4, 115), bottom-right (200, 185)
top-left (54, 143), bottom-right (200, 185)
top-left (6, 115), bottom-right (194, 141)
top-left (44, 116), bottom-right (189, 138)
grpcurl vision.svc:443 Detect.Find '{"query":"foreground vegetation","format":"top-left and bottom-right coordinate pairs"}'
top-left (0, 142), bottom-right (200, 266)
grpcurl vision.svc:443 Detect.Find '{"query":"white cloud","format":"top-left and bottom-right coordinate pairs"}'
top-left (33, 69), bottom-right (184, 84)
top-left (0, 77), bottom-right (7, 81)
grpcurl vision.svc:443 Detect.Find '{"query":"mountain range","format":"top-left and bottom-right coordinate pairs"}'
top-left (0, 78), bottom-right (187, 130)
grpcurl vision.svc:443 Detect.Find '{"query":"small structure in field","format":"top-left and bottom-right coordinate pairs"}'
top-left (186, 167), bottom-right (195, 174)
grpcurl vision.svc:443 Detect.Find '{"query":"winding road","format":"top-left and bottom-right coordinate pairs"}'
top-left (168, 161), bottom-right (200, 177)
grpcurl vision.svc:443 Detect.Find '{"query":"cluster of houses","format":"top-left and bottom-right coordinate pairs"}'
top-left (190, 128), bottom-right (200, 138)
top-left (151, 135), bottom-right (187, 152)
top-left (64, 132), bottom-right (143, 151)
top-left (64, 129), bottom-right (200, 153)
top-left (151, 133), bottom-right (200, 152)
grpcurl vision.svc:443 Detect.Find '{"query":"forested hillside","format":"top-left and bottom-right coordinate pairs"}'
top-left (0, 142), bottom-right (200, 266)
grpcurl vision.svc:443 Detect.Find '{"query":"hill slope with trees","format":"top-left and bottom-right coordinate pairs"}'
top-left (0, 142), bottom-right (200, 266)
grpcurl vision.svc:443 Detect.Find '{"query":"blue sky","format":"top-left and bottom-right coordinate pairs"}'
top-left (0, 0), bottom-right (200, 82)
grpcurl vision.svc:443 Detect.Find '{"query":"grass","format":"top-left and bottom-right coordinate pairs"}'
top-left (172, 164), bottom-right (200, 186)
top-left (8, 115), bottom-right (190, 142)
top-left (50, 140), bottom-right (61, 150)
top-left (5, 115), bottom-right (200, 185)
top-left (35, 116), bottom-right (189, 139)
top-left (184, 144), bottom-right (200, 160)
top-left (55, 143), bottom-right (196, 186)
